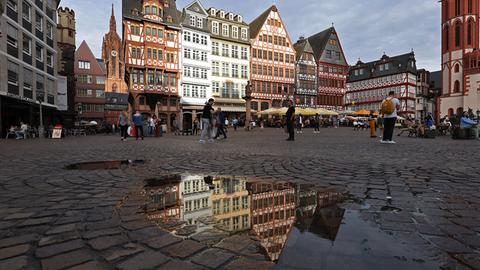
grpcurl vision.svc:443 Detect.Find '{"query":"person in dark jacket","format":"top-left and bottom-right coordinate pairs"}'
top-left (214, 107), bottom-right (227, 139)
top-left (286, 100), bottom-right (295, 141)
top-left (132, 111), bottom-right (144, 140)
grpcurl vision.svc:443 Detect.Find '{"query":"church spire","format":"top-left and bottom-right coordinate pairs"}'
top-left (109, 3), bottom-right (116, 33)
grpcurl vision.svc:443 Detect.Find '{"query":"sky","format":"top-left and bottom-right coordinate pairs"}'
top-left (60, 0), bottom-right (441, 71)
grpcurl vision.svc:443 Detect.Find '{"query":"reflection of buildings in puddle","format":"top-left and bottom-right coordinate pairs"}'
top-left (142, 175), bottom-right (182, 221)
top-left (296, 187), bottom-right (345, 242)
top-left (211, 177), bottom-right (251, 232)
top-left (249, 182), bottom-right (297, 261)
top-left (179, 175), bottom-right (213, 234)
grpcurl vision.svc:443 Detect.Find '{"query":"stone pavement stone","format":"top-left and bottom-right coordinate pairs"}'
top-left (115, 251), bottom-right (170, 270)
top-left (145, 233), bottom-right (182, 250)
top-left (224, 257), bottom-right (275, 270)
top-left (88, 234), bottom-right (130, 251)
top-left (157, 259), bottom-right (203, 270)
top-left (162, 240), bottom-right (206, 259)
top-left (35, 239), bottom-right (84, 258)
top-left (0, 244), bottom-right (31, 260)
top-left (191, 248), bottom-right (234, 269)
top-left (41, 249), bottom-right (93, 270)
top-left (0, 233), bottom-right (39, 248)
top-left (67, 261), bottom-right (106, 270)
top-left (0, 255), bottom-right (29, 270)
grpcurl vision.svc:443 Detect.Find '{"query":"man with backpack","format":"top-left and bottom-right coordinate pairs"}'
top-left (380, 91), bottom-right (400, 143)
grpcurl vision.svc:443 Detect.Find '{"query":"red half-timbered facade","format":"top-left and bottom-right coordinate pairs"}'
top-left (346, 52), bottom-right (418, 115)
top-left (122, 0), bottom-right (181, 129)
top-left (439, 0), bottom-right (480, 118)
top-left (307, 27), bottom-right (348, 110)
top-left (249, 5), bottom-right (295, 111)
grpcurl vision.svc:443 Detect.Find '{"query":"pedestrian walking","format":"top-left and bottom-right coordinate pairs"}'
top-left (193, 117), bottom-right (199, 135)
top-left (314, 113), bottom-right (320, 134)
top-left (200, 98), bottom-right (215, 144)
top-left (296, 114), bottom-right (303, 134)
top-left (232, 117), bottom-right (238, 131)
top-left (153, 115), bottom-right (161, 137)
top-left (118, 110), bottom-right (129, 141)
top-left (132, 111), bottom-right (144, 140)
top-left (380, 91), bottom-right (400, 143)
top-left (148, 116), bottom-right (155, 136)
top-left (377, 115), bottom-right (384, 138)
top-left (214, 108), bottom-right (227, 140)
top-left (286, 100), bottom-right (295, 141)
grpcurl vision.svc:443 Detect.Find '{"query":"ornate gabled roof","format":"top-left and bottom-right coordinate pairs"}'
top-left (347, 52), bottom-right (418, 83)
top-left (294, 38), bottom-right (314, 61)
top-left (249, 5), bottom-right (277, 39)
top-left (122, 0), bottom-right (181, 28)
top-left (307, 27), bottom-right (335, 60)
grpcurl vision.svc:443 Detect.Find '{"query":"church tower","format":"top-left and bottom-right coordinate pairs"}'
top-left (57, 7), bottom-right (77, 124)
top-left (440, 0), bottom-right (480, 117)
top-left (102, 4), bottom-right (128, 124)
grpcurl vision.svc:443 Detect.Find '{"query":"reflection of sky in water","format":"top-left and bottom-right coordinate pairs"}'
top-left (142, 175), bottom-right (437, 269)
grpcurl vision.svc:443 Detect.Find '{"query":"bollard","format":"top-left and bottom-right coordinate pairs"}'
top-left (369, 119), bottom-right (377, 138)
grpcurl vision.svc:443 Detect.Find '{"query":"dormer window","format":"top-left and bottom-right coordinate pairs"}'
top-left (220, 11), bottom-right (225, 18)
top-left (228, 13), bottom-right (233, 20)
top-left (210, 8), bottom-right (216, 16)
top-left (237, 15), bottom-right (243, 23)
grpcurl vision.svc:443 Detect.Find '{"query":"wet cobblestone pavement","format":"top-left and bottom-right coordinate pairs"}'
top-left (0, 128), bottom-right (479, 270)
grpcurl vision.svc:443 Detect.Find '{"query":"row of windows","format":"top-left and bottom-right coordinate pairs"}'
top-left (211, 21), bottom-right (248, 40)
top-left (325, 50), bottom-right (342, 60)
top-left (212, 82), bottom-right (245, 99)
top-left (7, 0), bottom-right (55, 39)
top-left (252, 194), bottom-right (295, 209)
top-left (183, 66), bottom-right (208, 79)
top-left (182, 84), bottom-right (206, 98)
top-left (130, 47), bottom-right (175, 63)
top-left (78, 104), bottom-right (105, 113)
top-left (183, 31), bottom-right (207, 45)
top-left (347, 86), bottom-right (403, 101)
top-left (298, 80), bottom-right (317, 90)
top-left (130, 24), bottom-right (175, 41)
top-left (143, 4), bottom-right (163, 16)
top-left (189, 14), bottom-right (204, 29)
top-left (7, 60), bottom-right (55, 102)
top-left (318, 79), bottom-right (345, 88)
top-left (77, 75), bottom-right (105, 85)
top-left (131, 70), bottom-right (177, 87)
top-left (212, 197), bottom-right (249, 215)
top-left (7, 23), bottom-right (54, 66)
top-left (252, 64), bottom-right (295, 78)
top-left (319, 65), bottom-right (347, 75)
top-left (212, 62), bottom-right (248, 78)
top-left (76, 89), bottom-right (105, 98)
top-left (258, 33), bottom-right (289, 47)
top-left (212, 42), bottom-right (248, 59)
top-left (183, 179), bottom-right (209, 194)
top-left (252, 49), bottom-right (295, 63)
top-left (252, 208), bottom-right (295, 225)
top-left (348, 74), bottom-right (405, 90)
top-left (184, 48), bottom-right (207, 62)
top-left (184, 198), bottom-right (209, 213)
top-left (220, 215), bottom-right (249, 231)
top-left (252, 82), bottom-right (291, 95)
top-left (266, 18), bottom-right (283, 29)
top-left (444, 20), bottom-right (474, 51)
top-left (78, 61), bottom-right (90, 70)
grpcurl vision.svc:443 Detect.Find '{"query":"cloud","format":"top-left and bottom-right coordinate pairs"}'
top-left (60, 0), bottom-right (440, 70)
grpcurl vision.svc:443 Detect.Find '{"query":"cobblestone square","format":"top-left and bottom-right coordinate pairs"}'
top-left (0, 128), bottom-right (479, 269)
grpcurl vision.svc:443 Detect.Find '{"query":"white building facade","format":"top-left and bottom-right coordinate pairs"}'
top-left (207, 7), bottom-right (249, 118)
top-left (179, 0), bottom-right (211, 130)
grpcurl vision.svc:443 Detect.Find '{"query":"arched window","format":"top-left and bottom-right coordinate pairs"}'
top-left (454, 80), bottom-right (460, 93)
top-left (456, 0), bottom-right (461, 16)
top-left (467, 20), bottom-right (473, 45)
top-left (454, 63), bottom-right (460, 73)
top-left (455, 22), bottom-right (461, 47)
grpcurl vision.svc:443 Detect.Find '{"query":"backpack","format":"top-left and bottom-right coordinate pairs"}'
top-left (382, 98), bottom-right (395, 114)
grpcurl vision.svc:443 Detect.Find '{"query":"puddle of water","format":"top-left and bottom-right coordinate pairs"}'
top-left (140, 174), bottom-right (438, 269)
top-left (65, 160), bottom-right (145, 170)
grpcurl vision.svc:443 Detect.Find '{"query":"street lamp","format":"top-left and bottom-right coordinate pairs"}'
top-left (37, 91), bottom-right (45, 139)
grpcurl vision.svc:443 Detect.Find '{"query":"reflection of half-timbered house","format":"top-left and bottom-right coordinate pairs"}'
top-left (122, 0), bottom-right (181, 130)
top-left (346, 52), bottom-right (417, 115)
top-left (307, 27), bottom-right (348, 110)
top-left (249, 181), bottom-right (296, 261)
top-left (143, 175), bottom-right (181, 220)
top-left (249, 5), bottom-right (296, 112)
top-left (294, 37), bottom-right (317, 107)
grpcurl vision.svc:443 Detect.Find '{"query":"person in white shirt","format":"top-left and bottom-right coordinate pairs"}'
top-left (380, 91), bottom-right (401, 143)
